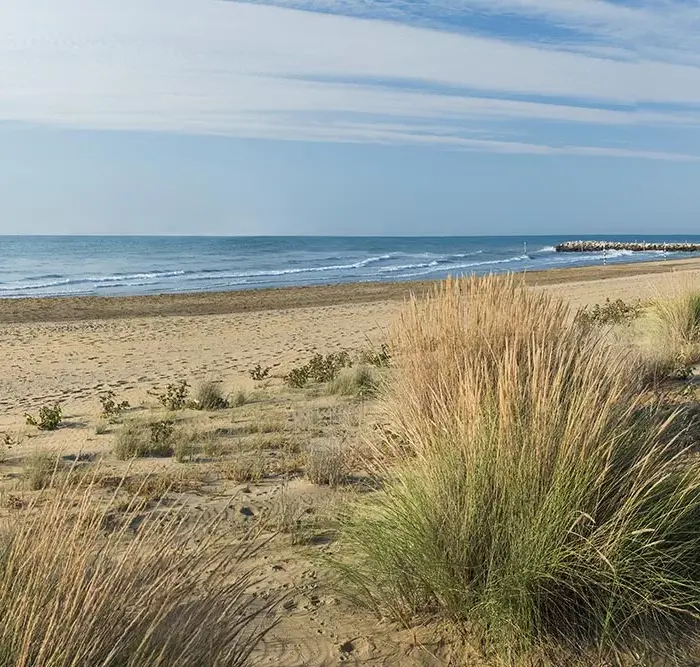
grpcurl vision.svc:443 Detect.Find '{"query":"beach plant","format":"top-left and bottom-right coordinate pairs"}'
top-left (24, 403), bottom-right (62, 431)
top-left (98, 390), bottom-right (130, 422)
top-left (284, 351), bottom-right (353, 388)
top-left (575, 297), bottom-right (643, 327)
top-left (359, 343), bottom-right (392, 368)
top-left (328, 365), bottom-right (378, 398)
top-left (149, 380), bottom-right (190, 411)
top-left (650, 278), bottom-right (700, 365)
top-left (305, 441), bottom-right (349, 487)
top-left (0, 474), bottom-right (275, 667)
top-left (284, 365), bottom-right (310, 389)
top-left (193, 379), bottom-right (229, 410)
top-left (249, 364), bottom-right (271, 381)
top-left (114, 418), bottom-right (175, 459)
top-left (334, 274), bottom-right (700, 662)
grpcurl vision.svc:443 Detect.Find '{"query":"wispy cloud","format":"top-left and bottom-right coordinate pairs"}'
top-left (2, 0), bottom-right (700, 160)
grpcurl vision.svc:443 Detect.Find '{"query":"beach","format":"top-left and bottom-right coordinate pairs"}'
top-left (4, 257), bottom-right (700, 665)
top-left (2, 256), bottom-right (700, 419)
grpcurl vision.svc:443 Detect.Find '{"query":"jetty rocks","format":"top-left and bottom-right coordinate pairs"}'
top-left (556, 241), bottom-right (700, 253)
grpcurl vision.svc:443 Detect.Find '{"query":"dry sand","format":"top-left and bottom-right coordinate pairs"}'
top-left (3, 257), bottom-right (700, 666)
top-left (3, 256), bottom-right (700, 419)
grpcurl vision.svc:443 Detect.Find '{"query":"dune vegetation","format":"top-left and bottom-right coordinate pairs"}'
top-left (336, 274), bottom-right (700, 663)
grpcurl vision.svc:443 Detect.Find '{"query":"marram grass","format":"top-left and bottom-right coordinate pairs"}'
top-left (336, 275), bottom-right (700, 661)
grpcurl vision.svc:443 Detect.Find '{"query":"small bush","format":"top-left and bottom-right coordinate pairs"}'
top-left (148, 380), bottom-right (190, 411)
top-left (94, 420), bottom-right (109, 435)
top-left (98, 390), bottom-right (130, 422)
top-left (249, 364), bottom-right (271, 381)
top-left (575, 297), bottom-right (642, 327)
top-left (25, 403), bottom-right (62, 431)
top-left (284, 351), bottom-right (353, 388)
top-left (284, 365), bottom-right (310, 388)
top-left (193, 380), bottom-right (229, 410)
top-left (328, 365), bottom-right (378, 397)
top-left (307, 351), bottom-right (352, 383)
top-left (305, 442), bottom-right (349, 487)
top-left (114, 418), bottom-right (175, 459)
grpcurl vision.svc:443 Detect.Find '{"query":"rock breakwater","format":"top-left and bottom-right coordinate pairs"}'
top-left (556, 241), bottom-right (700, 253)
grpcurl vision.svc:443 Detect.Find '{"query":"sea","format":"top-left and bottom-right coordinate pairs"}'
top-left (2, 235), bottom-right (700, 299)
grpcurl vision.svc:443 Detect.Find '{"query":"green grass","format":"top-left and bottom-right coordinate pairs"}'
top-left (193, 379), bottom-right (229, 410)
top-left (114, 417), bottom-right (176, 459)
top-left (327, 365), bottom-right (378, 397)
top-left (649, 277), bottom-right (700, 369)
top-left (335, 275), bottom-right (700, 661)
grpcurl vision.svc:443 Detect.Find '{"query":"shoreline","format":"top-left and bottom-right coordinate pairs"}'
top-left (4, 255), bottom-right (700, 324)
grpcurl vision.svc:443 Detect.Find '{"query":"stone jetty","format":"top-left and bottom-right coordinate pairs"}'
top-left (556, 241), bottom-right (700, 253)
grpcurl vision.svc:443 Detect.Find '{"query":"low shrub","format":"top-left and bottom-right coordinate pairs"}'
top-left (305, 442), bottom-right (349, 487)
top-left (249, 364), bottom-right (271, 381)
top-left (25, 403), bottom-right (62, 431)
top-left (575, 297), bottom-right (642, 327)
top-left (284, 351), bottom-right (353, 388)
top-left (148, 380), bottom-right (190, 411)
top-left (98, 390), bottom-right (130, 422)
top-left (359, 343), bottom-right (392, 367)
top-left (226, 455), bottom-right (267, 483)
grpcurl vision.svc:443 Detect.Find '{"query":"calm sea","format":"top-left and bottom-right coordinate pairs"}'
top-left (1, 235), bottom-right (699, 299)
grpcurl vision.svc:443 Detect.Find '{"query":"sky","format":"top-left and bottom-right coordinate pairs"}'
top-left (1, 0), bottom-right (700, 235)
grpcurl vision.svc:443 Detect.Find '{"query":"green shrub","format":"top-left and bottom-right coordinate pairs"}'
top-left (193, 380), bottom-right (229, 410)
top-left (575, 298), bottom-right (642, 327)
top-left (148, 380), bottom-right (190, 410)
top-left (249, 364), bottom-right (271, 381)
top-left (98, 390), bottom-right (130, 422)
top-left (284, 351), bottom-right (352, 388)
top-left (284, 365), bottom-right (310, 389)
top-left (335, 275), bottom-right (700, 660)
top-left (359, 343), bottom-right (392, 367)
top-left (25, 404), bottom-right (62, 431)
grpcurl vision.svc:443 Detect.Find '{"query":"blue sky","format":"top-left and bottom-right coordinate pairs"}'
top-left (2, 0), bottom-right (700, 235)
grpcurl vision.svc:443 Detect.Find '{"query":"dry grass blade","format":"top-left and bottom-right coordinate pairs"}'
top-left (0, 474), bottom-right (276, 667)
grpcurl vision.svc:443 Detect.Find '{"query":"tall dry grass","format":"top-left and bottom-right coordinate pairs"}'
top-left (0, 474), bottom-right (274, 666)
top-left (337, 275), bottom-right (700, 659)
top-left (649, 275), bottom-right (700, 366)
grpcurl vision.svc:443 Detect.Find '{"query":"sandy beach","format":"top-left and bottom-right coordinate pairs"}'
top-left (4, 258), bottom-right (700, 665)
top-left (2, 256), bottom-right (700, 419)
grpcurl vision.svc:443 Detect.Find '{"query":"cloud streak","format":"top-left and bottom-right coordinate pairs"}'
top-left (1, 0), bottom-right (700, 160)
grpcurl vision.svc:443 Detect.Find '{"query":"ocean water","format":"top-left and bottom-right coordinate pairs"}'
top-left (2, 235), bottom-right (700, 299)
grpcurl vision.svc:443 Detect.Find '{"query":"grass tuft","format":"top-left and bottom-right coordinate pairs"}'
top-left (334, 274), bottom-right (700, 660)
top-left (0, 476), bottom-right (275, 666)
top-left (194, 379), bottom-right (229, 410)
